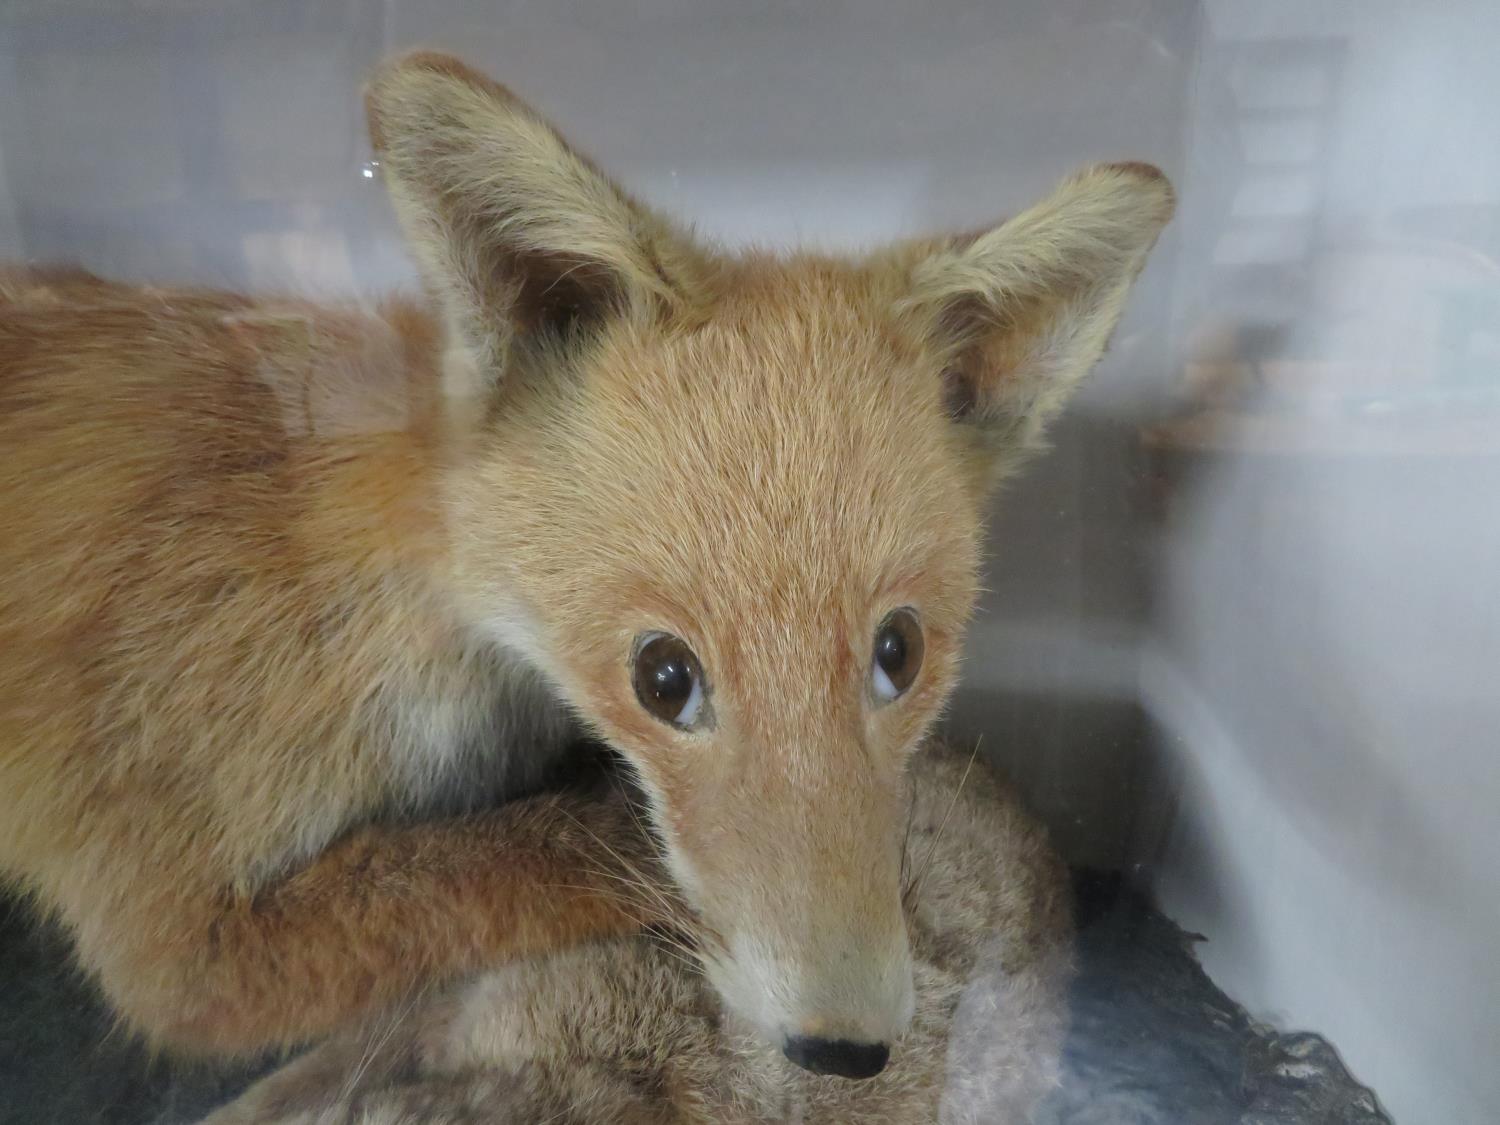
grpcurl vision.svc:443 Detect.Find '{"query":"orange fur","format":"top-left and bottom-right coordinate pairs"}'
top-left (0, 52), bottom-right (1171, 1060)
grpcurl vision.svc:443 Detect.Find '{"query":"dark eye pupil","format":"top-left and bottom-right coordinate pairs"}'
top-left (648, 656), bottom-right (693, 705)
top-left (872, 608), bottom-right (924, 698)
top-left (633, 634), bottom-right (703, 726)
top-left (876, 628), bottom-right (907, 675)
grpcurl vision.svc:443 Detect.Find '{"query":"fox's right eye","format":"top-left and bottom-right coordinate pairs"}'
top-left (632, 633), bottom-right (708, 729)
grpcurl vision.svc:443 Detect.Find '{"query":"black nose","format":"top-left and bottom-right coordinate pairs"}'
top-left (782, 1036), bottom-right (890, 1080)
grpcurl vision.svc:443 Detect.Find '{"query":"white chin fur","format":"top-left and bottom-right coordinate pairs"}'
top-left (705, 930), bottom-right (916, 1049)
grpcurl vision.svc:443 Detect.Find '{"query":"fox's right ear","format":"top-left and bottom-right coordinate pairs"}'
top-left (365, 52), bottom-right (707, 400)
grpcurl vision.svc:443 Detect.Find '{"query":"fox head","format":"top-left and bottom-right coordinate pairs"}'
top-left (366, 53), bottom-right (1171, 1079)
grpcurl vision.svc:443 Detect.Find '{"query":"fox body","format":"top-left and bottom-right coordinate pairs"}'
top-left (0, 53), bottom-right (1171, 1070)
top-left (207, 741), bottom-right (1075, 1125)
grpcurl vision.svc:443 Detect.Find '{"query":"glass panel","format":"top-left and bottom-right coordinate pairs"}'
top-left (1, 2), bottom-right (1492, 1121)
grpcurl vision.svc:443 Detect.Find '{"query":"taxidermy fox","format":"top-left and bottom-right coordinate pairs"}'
top-left (207, 741), bottom-right (1074, 1124)
top-left (0, 51), bottom-right (1171, 1077)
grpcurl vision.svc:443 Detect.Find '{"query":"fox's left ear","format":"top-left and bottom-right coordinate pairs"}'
top-left (900, 162), bottom-right (1174, 478)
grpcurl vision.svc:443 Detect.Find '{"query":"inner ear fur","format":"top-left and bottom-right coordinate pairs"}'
top-left (901, 161), bottom-right (1175, 470)
top-left (364, 51), bottom-right (711, 391)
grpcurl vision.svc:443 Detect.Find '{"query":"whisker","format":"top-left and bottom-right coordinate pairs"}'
top-left (552, 803), bottom-right (682, 921)
top-left (340, 979), bottom-right (425, 1099)
top-left (553, 774), bottom-right (728, 953)
top-left (644, 939), bottom-right (706, 975)
top-left (544, 877), bottom-right (675, 928)
top-left (904, 736), bottom-right (982, 909)
top-left (602, 770), bottom-right (695, 915)
top-left (575, 866), bottom-right (684, 926)
top-left (899, 763), bottom-right (921, 910)
top-left (542, 879), bottom-right (704, 974)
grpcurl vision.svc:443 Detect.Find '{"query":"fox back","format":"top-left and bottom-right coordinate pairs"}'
top-left (0, 52), bottom-right (1170, 1061)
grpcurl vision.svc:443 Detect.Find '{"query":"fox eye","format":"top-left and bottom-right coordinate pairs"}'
top-left (871, 608), bottom-right (924, 702)
top-left (632, 633), bottom-right (707, 729)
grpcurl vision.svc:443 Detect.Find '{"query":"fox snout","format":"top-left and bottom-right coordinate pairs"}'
top-left (710, 921), bottom-right (915, 1080)
top-left (634, 736), bottom-right (922, 1080)
top-left (706, 929), bottom-right (915, 1080)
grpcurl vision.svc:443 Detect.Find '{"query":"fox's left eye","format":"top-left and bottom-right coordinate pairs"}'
top-left (871, 608), bottom-right (924, 702)
top-left (633, 633), bottom-right (708, 729)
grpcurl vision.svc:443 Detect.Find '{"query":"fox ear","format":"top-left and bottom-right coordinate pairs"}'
top-left (365, 52), bottom-right (706, 397)
top-left (901, 162), bottom-right (1174, 479)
